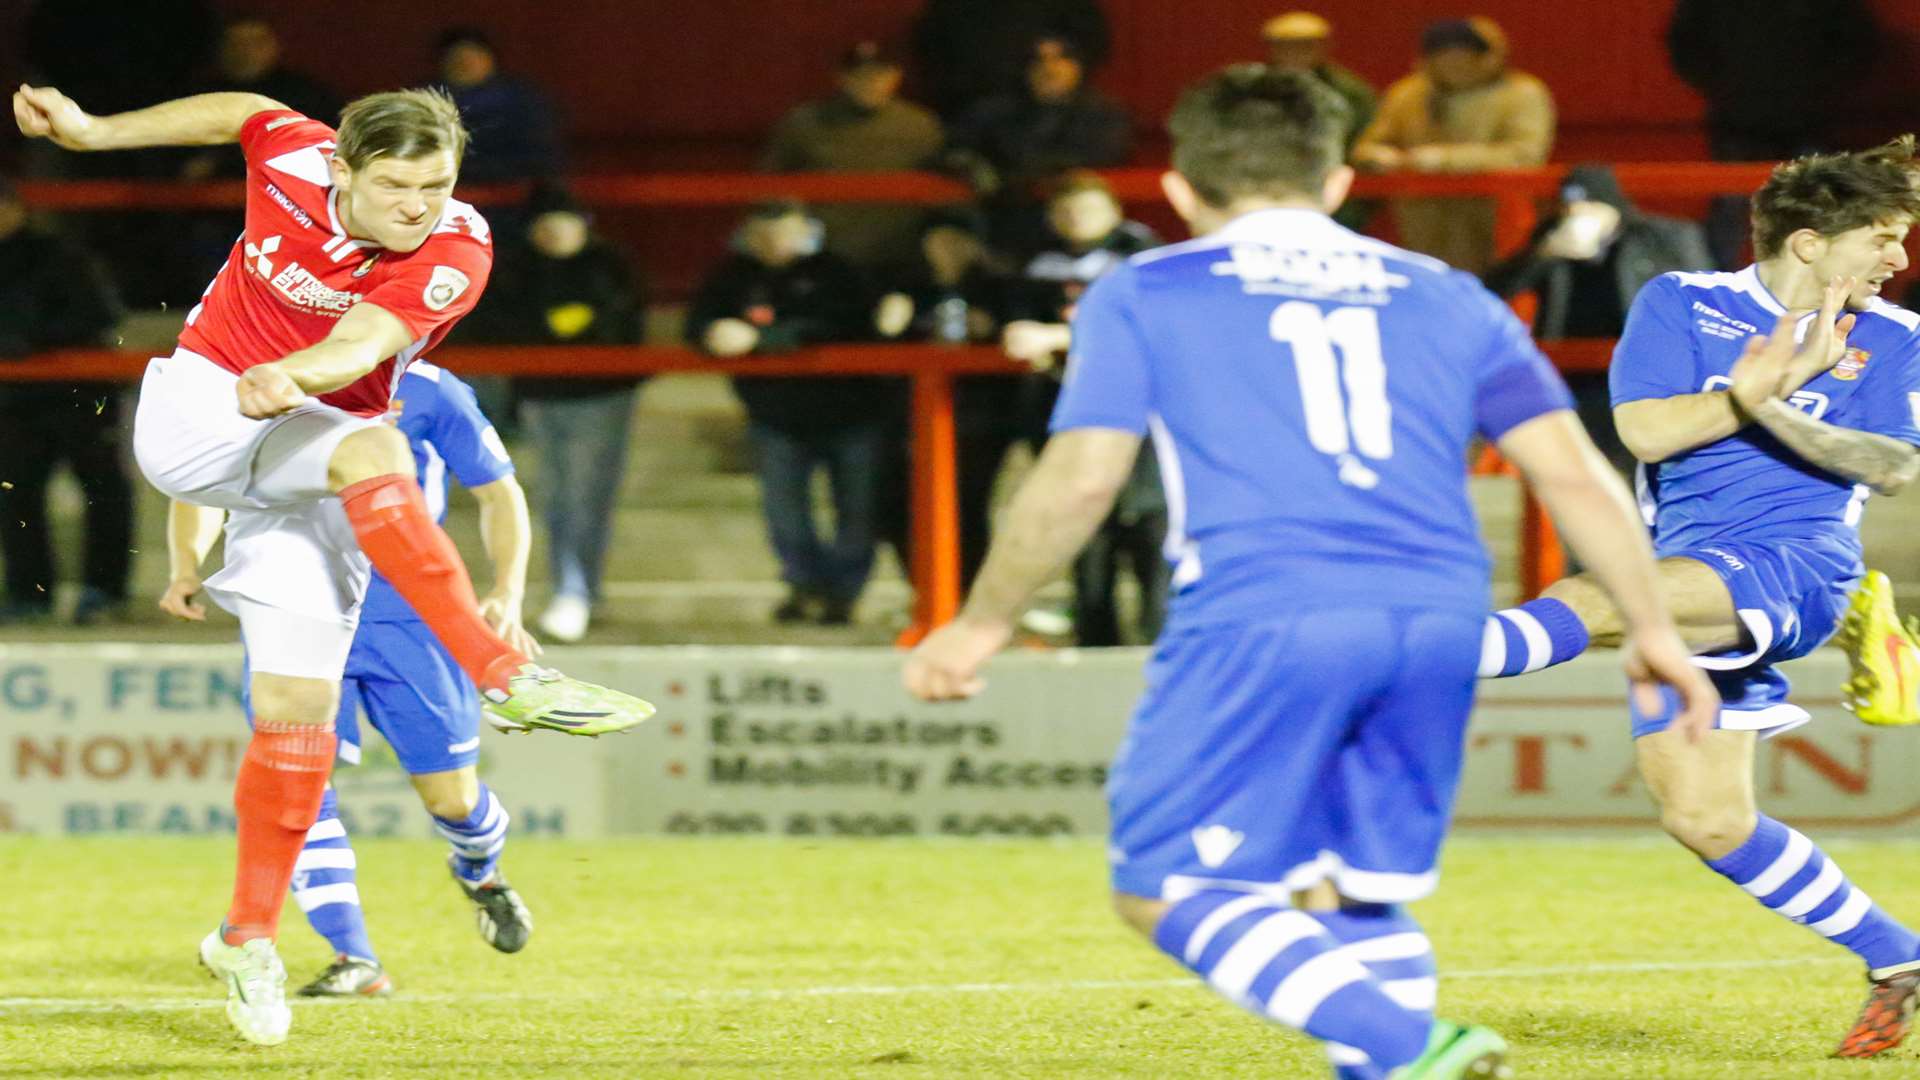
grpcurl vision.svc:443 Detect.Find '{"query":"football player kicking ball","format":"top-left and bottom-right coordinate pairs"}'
top-left (906, 65), bottom-right (1715, 1080)
top-left (14, 84), bottom-right (654, 1045)
top-left (164, 362), bottom-right (541, 996)
top-left (1475, 140), bottom-right (1920, 1058)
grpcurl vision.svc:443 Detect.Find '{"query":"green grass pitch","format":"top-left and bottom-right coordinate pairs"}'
top-left (0, 835), bottom-right (1914, 1077)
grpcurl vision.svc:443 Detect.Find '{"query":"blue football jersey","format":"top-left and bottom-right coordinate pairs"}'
top-left (358, 362), bottom-right (516, 624)
top-left (1052, 207), bottom-right (1572, 628)
top-left (1610, 267), bottom-right (1920, 568)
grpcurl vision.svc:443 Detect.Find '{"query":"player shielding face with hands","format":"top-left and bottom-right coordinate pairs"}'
top-left (906, 65), bottom-right (1712, 1080)
top-left (16, 82), bottom-right (654, 1046)
top-left (1473, 138), bottom-right (1920, 1059)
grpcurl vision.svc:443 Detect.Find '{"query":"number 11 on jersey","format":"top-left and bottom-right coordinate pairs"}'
top-left (1269, 301), bottom-right (1391, 489)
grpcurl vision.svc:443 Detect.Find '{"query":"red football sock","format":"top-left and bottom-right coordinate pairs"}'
top-left (224, 721), bottom-right (337, 944)
top-left (339, 473), bottom-right (528, 694)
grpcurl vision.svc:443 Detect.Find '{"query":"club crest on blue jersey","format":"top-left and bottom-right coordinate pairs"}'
top-left (1835, 347), bottom-right (1871, 381)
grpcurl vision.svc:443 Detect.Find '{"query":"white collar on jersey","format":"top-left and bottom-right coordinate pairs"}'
top-left (1732, 264), bottom-right (1788, 315)
top-left (1211, 206), bottom-right (1345, 245)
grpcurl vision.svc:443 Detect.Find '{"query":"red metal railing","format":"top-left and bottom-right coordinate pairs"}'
top-left (4, 166), bottom-right (1768, 635)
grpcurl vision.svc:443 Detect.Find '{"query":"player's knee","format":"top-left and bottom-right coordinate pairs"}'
top-left (248, 675), bottom-right (337, 727)
top-left (1111, 891), bottom-right (1167, 939)
top-left (1657, 801), bottom-right (1755, 859)
top-left (328, 424), bottom-right (413, 491)
top-left (1541, 574), bottom-right (1617, 645)
top-left (420, 788), bottom-right (478, 821)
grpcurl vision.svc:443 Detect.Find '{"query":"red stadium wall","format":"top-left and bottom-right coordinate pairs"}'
top-left (6, 0), bottom-right (1919, 168)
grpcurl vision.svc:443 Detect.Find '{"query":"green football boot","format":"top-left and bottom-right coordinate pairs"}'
top-left (1391, 1020), bottom-right (1512, 1079)
top-left (482, 664), bottom-right (656, 737)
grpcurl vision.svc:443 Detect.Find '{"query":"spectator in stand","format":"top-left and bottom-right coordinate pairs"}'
top-left (912, 0), bottom-right (1111, 121)
top-left (1484, 165), bottom-right (1711, 468)
top-left (944, 34), bottom-right (1134, 252)
top-left (24, 0), bottom-right (217, 307)
top-left (1261, 11), bottom-right (1378, 232)
top-left (688, 202), bottom-right (887, 626)
top-left (1351, 17), bottom-right (1555, 275)
top-left (1261, 12), bottom-right (1374, 151)
top-left (179, 14), bottom-right (345, 282)
top-left (0, 178), bottom-right (131, 624)
top-left (760, 41), bottom-right (945, 273)
top-left (188, 14), bottom-right (342, 174)
top-left (999, 174), bottom-right (1167, 645)
top-left (1667, 0), bottom-right (1879, 269)
top-left (432, 26), bottom-right (564, 185)
top-left (466, 185), bottom-right (646, 643)
top-left (875, 209), bottom-right (1014, 584)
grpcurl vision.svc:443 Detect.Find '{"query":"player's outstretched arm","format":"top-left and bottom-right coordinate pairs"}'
top-left (238, 303), bottom-right (415, 419)
top-left (158, 500), bottom-right (227, 622)
top-left (1499, 410), bottom-right (1720, 741)
top-left (471, 476), bottom-right (541, 658)
top-left (14, 85), bottom-right (287, 151)
top-left (904, 427), bottom-right (1140, 701)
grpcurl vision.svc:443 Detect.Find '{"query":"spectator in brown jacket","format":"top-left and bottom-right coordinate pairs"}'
top-left (760, 41), bottom-right (946, 272)
top-left (1350, 17), bottom-right (1555, 274)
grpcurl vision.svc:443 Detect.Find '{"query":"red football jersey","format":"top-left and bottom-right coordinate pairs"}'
top-left (177, 109), bottom-right (494, 417)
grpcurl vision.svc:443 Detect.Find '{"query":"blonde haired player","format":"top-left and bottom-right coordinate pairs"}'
top-left (13, 84), bottom-right (655, 1045)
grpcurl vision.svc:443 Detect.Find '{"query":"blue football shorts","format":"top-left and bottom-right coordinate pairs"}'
top-left (332, 618), bottom-right (483, 774)
top-left (1631, 538), bottom-right (1857, 740)
top-left (1106, 607), bottom-right (1482, 905)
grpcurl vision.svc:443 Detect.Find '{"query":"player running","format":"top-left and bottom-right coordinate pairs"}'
top-left (905, 65), bottom-right (1714, 1080)
top-left (1475, 140), bottom-right (1920, 1058)
top-left (163, 362), bottom-right (540, 995)
top-left (13, 84), bottom-right (654, 1045)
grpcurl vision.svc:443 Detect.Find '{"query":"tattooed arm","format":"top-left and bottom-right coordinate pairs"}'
top-left (1748, 398), bottom-right (1920, 495)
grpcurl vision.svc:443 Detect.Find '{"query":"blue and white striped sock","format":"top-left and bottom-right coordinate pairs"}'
top-left (1314, 905), bottom-right (1439, 1080)
top-left (292, 787), bottom-right (377, 962)
top-left (1707, 814), bottom-right (1920, 975)
top-left (436, 783), bottom-right (509, 884)
top-left (1152, 891), bottom-right (1433, 1072)
top-left (1480, 598), bottom-right (1590, 678)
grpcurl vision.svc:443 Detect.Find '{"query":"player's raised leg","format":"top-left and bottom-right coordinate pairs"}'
top-left (327, 425), bottom-right (653, 735)
top-left (1636, 720), bottom-right (1920, 1056)
top-left (1481, 555), bottom-right (1744, 678)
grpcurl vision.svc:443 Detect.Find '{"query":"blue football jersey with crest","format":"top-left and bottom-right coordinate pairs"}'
top-left (1610, 267), bottom-right (1920, 570)
top-left (1052, 207), bottom-right (1573, 629)
top-left (358, 362), bottom-right (515, 624)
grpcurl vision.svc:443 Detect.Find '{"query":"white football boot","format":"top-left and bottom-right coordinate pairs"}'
top-left (198, 929), bottom-right (292, 1046)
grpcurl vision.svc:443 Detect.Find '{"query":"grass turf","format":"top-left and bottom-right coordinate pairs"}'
top-left (0, 835), bottom-right (1914, 1078)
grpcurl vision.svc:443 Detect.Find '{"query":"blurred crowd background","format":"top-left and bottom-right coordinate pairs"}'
top-left (1, 0), bottom-right (1917, 646)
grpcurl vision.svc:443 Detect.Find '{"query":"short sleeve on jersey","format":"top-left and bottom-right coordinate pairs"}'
top-left (239, 109), bottom-right (335, 166)
top-left (1611, 276), bottom-right (1700, 406)
top-left (1051, 267), bottom-right (1152, 435)
top-left (359, 237), bottom-right (494, 342)
top-left (1468, 283), bottom-right (1574, 441)
top-left (427, 370), bottom-right (516, 488)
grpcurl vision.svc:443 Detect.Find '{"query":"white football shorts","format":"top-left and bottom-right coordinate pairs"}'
top-left (133, 349), bottom-right (382, 679)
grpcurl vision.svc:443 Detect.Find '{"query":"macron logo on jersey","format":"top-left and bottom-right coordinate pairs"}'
top-left (1191, 825), bottom-right (1245, 868)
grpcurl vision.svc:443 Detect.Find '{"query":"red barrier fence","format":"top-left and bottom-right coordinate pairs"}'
top-left (0, 340), bottom-right (1611, 639)
top-left (5, 165), bottom-right (1757, 637)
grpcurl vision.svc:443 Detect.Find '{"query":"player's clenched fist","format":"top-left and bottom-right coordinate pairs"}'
top-left (236, 362), bottom-right (309, 418)
top-left (903, 615), bottom-right (1011, 702)
top-left (12, 85), bottom-right (98, 151)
